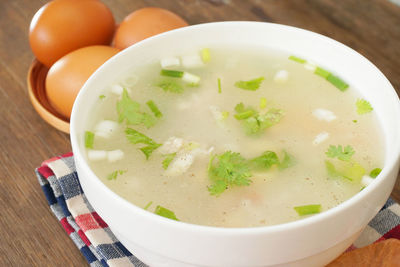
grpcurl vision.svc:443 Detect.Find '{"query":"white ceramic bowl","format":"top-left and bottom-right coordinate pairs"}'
top-left (70, 22), bottom-right (400, 267)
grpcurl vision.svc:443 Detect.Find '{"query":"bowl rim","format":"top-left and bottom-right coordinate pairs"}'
top-left (71, 21), bottom-right (400, 235)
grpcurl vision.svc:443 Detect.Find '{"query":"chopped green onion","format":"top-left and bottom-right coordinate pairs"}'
top-left (235, 77), bottom-right (264, 91)
top-left (369, 168), bottom-right (382, 178)
top-left (234, 110), bottom-right (255, 120)
top-left (160, 69), bottom-right (184, 78)
top-left (146, 100), bottom-right (162, 118)
top-left (154, 205), bottom-right (179, 221)
top-left (99, 94), bottom-right (106, 99)
top-left (84, 131), bottom-right (95, 149)
top-left (217, 78), bottom-right (222, 93)
top-left (352, 120), bottom-right (358, 123)
top-left (144, 201), bottom-right (153, 210)
top-left (289, 55), bottom-right (307, 64)
top-left (162, 153), bottom-right (176, 170)
top-left (259, 97), bottom-right (267, 109)
top-left (201, 48), bottom-right (211, 63)
top-left (326, 74), bottom-right (349, 91)
top-left (294, 204), bottom-right (321, 216)
top-left (314, 67), bottom-right (331, 78)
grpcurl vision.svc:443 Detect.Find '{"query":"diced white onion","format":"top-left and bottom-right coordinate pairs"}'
top-left (159, 137), bottom-right (184, 154)
top-left (165, 153), bottom-right (194, 176)
top-left (273, 70), bottom-right (289, 83)
top-left (181, 54), bottom-right (204, 68)
top-left (107, 149), bottom-right (124, 162)
top-left (87, 150), bottom-right (107, 161)
top-left (304, 61), bottom-right (317, 71)
top-left (111, 84), bottom-right (124, 95)
top-left (160, 57), bottom-right (180, 68)
top-left (209, 105), bottom-right (224, 121)
top-left (312, 108), bottom-right (337, 122)
top-left (361, 175), bottom-right (375, 187)
top-left (121, 75), bottom-right (138, 88)
top-left (313, 131), bottom-right (330, 145)
top-left (94, 120), bottom-right (119, 138)
top-left (182, 72), bottom-right (200, 85)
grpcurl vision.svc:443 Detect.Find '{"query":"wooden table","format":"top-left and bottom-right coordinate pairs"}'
top-left (1, 0), bottom-right (399, 265)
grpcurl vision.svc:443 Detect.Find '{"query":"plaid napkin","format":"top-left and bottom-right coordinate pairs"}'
top-left (36, 153), bottom-right (400, 266)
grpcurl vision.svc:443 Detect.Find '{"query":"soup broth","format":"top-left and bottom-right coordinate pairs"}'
top-left (85, 46), bottom-right (383, 227)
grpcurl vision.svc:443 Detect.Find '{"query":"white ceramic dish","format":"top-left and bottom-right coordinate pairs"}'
top-left (70, 22), bottom-right (400, 267)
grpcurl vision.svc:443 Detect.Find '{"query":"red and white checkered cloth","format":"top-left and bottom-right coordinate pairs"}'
top-left (36, 153), bottom-right (400, 266)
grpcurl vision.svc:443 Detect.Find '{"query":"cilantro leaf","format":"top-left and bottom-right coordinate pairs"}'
top-left (325, 145), bottom-right (355, 161)
top-left (369, 168), bottom-right (382, 178)
top-left (234, 103), bottom-right (284, 135)
top-left (125, 128), bottom-right (161, 159)
top-left (154, 205), bottom-right (179, 221)
top-left (158, 81), bottom-right (184, 93)
top-left (208, 151), bottom-right (252, 196)
top-left (325, 160), bottom-right (344, 179)
top-left (107, 170), bottom-right (127, 180)
top-left (356, 99), bottom-right (373, 115)
top-left (249, 151), bottom-right (279, 170)
top-left (234, 77), bottom-right (264, 91)
top-left (162, 153), bottom-right (176, 170)
top-left (278, 151), bottom-right (296, 170)
top-left (117, 89), bottom-right (156, 128)
top-left (257, 108), bottom-right (284, 130)
top-left (325, 160), bottom-right (365, 182)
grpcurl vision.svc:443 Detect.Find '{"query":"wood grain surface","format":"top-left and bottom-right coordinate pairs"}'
top-left (0, 0), bottom-right (399, 265)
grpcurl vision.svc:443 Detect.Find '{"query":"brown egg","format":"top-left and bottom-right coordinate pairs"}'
top-left (45, 46), bottom-right (120, 119)
top-left (114, 7), bottom-right (188, 50)
top-left (29, 0), bottom-right (115, 67)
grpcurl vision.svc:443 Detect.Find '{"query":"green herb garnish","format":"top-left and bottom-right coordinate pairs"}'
top-left (234, 77), bottom-right (264, 91)
top-left (314, 67), bottom-right (331, 78)
top-left (326, 145), bottom-right (355, 161)
top-left (160, 69), bottom-right (184, 78)
top-left (201, 48), bottom-right (211, 63)
top-left (289, 55), bottom-right (306, 64)
top-left (154, 205), bottom-right (179, 221)
top-left (158, 81), bottom-right (184, 93)
top-left (217, 78), bottom-right (222, 93)
top-left (326, 74), bottom-right (349, 91)
top-left (353, 120), bottom-right (358, 123)
top-left (259, 97), bottom-right (267, 109)
top-left (294, 204), bottom-right (321, 216)
top-left (369, 168), bottom-right (382, 178)
top-left (356, 99), bottom-right (373, 115)
top-left (249, 151), bottom-right (279, 170)
top-left (117, 89), bottom-right (156, 128)
top-left (107, 170), bottom-right (127, 180)
top-left (125, 128), bottom-right (161, 159)
top-left (234, 103), bottom-right (284, 135)
top-left (84, 131), bottom-right (95, 149)
top-left (162, 153), bottom-right (176, 170)
top-left (278, 151), bottom-right (296, 170)
top-left (208, 151), bottom-right (252, 196)
top-left (146, 100), bottom-right (162, 118)
top-left (144, 201), bottom-right (153, 210)
top-left (325, 160), bottom-right (365, 182)
top-left (99, 94), bottom-right (106, 99)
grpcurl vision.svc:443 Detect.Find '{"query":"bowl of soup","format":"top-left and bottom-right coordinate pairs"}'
top-left (70, 22), bottom-right (400, 266)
